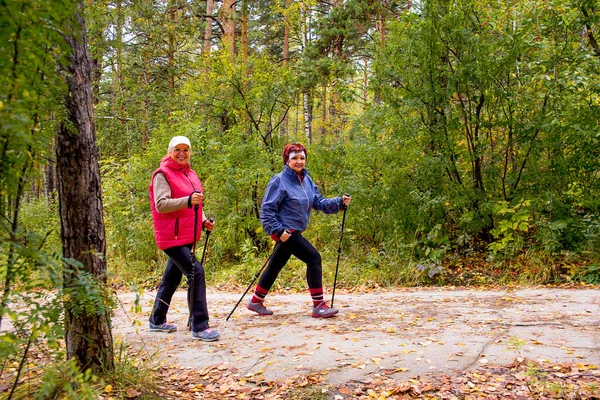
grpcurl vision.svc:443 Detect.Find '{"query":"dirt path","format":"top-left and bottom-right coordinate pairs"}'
top-left (112, 286), bottom-right (599, 388)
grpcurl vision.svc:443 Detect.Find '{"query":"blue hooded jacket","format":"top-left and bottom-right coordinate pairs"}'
top-left (260, 165), bottom-right (342, 236)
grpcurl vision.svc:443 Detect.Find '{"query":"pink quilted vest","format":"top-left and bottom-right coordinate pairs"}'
top-left (149, 156), bottom-right (203, 250)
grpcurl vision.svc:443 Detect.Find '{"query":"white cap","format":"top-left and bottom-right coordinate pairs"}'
top-left (168, 136), bottom-right (191, 151)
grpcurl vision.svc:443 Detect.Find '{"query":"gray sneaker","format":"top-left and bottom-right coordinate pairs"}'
top-left (246, 300), bottom-right (273, 316)
top-left (149, 322), bottom-right (177, 332)
top-left (312, 302), bottom-right (338, 318)
top-left (191, 329), bottom-right (220, 341)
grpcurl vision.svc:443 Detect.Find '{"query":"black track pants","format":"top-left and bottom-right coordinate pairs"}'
top-left (149, 244), bottom-right (209, 332)
top-left (258, 231), bottom-right (323, 291)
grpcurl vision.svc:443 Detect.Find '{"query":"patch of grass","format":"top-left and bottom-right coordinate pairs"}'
top-left (99, 340), bottom-right (163, 399)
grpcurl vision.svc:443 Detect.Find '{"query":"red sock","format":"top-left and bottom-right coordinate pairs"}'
top-left (251, 285), bottom-right (269, 304)
top-left (310, 288), bottom-right (324, 308)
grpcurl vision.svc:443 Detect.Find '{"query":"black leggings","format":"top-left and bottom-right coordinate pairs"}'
top-left (149, 244), bottom-right (209, 332)
top-left (258, 231), bottom-right (322, 291)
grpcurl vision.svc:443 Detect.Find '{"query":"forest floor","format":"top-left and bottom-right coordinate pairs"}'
top-left (112, 286), bottom-right (600, 399)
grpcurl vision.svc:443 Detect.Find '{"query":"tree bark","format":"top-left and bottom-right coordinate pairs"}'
top-left (203, 0), bottom-right (215, 55)
top-left (241, 1), bottom-right (248, 64)
top-left (329, 0), bottom-right (344, 137)
top-left (220, 0), bottom-right (236, 59)
top-left (279, 0), bottom-right (290, 138)
top-left (303, 91), bottom-right (313, 144)
top-left (167, 0), bottom-right (176, 119)
top-left (56, 0), bottom-right (114, 373)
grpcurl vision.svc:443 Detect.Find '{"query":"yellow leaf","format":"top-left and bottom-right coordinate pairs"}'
top-left (105, 385), bottom-right (113, 393)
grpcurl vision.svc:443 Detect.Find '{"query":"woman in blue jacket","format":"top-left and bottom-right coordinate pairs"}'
top-left (247, 143), bottom-right (351, 318)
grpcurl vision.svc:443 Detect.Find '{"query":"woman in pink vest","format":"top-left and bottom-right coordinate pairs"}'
top-left (148, 136), bottom-right (219, 341)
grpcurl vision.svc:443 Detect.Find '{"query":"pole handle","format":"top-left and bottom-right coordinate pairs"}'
top-left (205, 217), bottom-right (214, 233)
top-left (341, 193), bottom-right (350, 210)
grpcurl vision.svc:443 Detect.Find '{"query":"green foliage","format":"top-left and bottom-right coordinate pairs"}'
top-left (33, 359), bottom-right (98, 400)
top-left (575, 264), bottom-right (600, 284)
top-left (101, 155), bottom-right (158, 285)
top-left (63, 261), bottom-right (114, 318)
top-left (80, 0), bottom-right (600, 292)
top-left (489, 200), bottom-right (532, 258)
top-left (17, 197), bottom-right (62, 258)
top-left (0, 0), bottom-right (69, 201)
top-left (6, 0), bottom-right (600, 308)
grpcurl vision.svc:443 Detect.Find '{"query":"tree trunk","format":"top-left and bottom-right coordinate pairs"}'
top-left (279, 1), bottom-right (291, 138)
top-left (56, 0), bottom-right (114, 373)
top-left (321, 84), bottom-right (327, 136)
top-left (303, 91), bottom-right (312, 144)
top-left (203, 0), bottom-right (215, 55)
top-left (241, 1), bottom-right (248, 64)
top-left (141, 56), bottom-right (150, 146)
top-left (283, 7), bottom-right (290, 65)
top-left (167, 0), bottom-right (176, 119)
top-left (114, 0), bottom-right (125, 138)
top-left (362, 57), bottom-right (368, 109)
top-left (329, 0), bottom-right (344, 137)
top-left (374, 8), bottom-right (386, 103)
top-left (44, 152), bottom-right (55, 200)
top-left (220, 0), bottom-right (236, 60)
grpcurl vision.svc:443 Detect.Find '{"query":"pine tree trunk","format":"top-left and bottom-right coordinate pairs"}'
top-left (280, 3), bottom-right (290, 138)
top-left (203, 0), bottom-right (214, 54)
top-left (167, 0), bottom-right (176, 118)
top-left (220, 0), bottom-right (236, 59)
top-left (241, 2), bottom-right (248, 64)
top-left (56, 0), bottom-right (114, 373)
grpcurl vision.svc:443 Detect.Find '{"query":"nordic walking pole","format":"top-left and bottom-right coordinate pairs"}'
top-left (188, 202), bottom-right (201, 330)
top-left (199, 217), bottom-right (214, 267)
top-left (188, 192), bottom-right (213, 330)
top-left (226, 241), bottom-right (282, 321)
top-left (331, 195), bottom-right (349, 308)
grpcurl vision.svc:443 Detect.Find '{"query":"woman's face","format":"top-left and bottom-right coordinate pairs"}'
top-left (287, 152), bottom-right (306, 173)
top-left (169, 144), bottom-right (191, 165)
